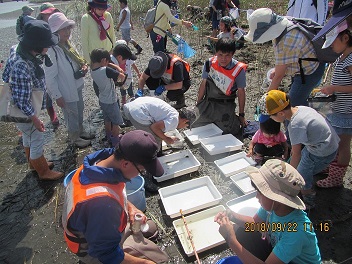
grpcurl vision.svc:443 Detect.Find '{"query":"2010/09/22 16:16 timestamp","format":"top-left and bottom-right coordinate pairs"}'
top-left (304, 222), bottom-right (331, 232)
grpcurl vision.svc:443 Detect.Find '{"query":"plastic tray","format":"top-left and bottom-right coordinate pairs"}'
top-left (153, 149), bottom-right (201, 182)
top-left (162, 129), bottom-right (184, 150)
top-left (183, 123), bottom-right (223, 145)
top-left (230, 171), bottom-right (256, 194)
top-left (173, 205), bottom-right (226, 256)
top-left (159, 176), bottom-right (222, 218)
top-left (214, 151), bottom-right (256, 177)
top-left (199, 134), bottom-right (243, 155)
top-left (226, 192), bottom-right (260, 217)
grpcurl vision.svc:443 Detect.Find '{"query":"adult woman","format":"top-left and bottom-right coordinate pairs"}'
top-left (151, 0), bottom-right (192, 53)
top-left (45, 13), bottom-right (92, 148)
top-left (2, 20), bottom-right (63, 180)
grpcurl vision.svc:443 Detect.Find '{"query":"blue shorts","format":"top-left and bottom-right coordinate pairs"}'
top-left (327, 112), bottom-right (352, 135)
top-left (120, 28), bottom-right (131, 42)
top-left (99, 101), bottom-right (124, 125)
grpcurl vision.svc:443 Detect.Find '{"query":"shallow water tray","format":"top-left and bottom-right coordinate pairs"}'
top-left (153, 149), bottom-right (201, 182)
top-left (173, 205), bottom-right (226, 256)
top-left (159, 176), bottom-right (222, 218)
top-left (183, 123), bottom-right (223, 145)
top-left (199, 134), bottom-right (243, 155)
top-left (214, 151), bottom-right (256, 177)
top-left (230, 171), bottom-right (256, 194)
top-left (162, 129), bottom-right (184, 150)
top-left (226, 192), bottom-right (260, 217)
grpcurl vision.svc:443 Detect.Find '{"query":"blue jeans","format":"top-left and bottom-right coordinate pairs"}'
top-left (297, 147), bottom-right (337, 189)
top-left (289, 63), bottom-right (326, 106)
top-left (150, 30), bottom-right (165, 53)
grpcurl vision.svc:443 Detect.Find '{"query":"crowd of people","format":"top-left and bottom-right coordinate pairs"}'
top-left (1, 0), bottom-right (351, 263)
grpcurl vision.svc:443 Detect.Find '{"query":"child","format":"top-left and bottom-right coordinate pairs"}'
top-left (215, 159), bottom-right (321, 263)
top-left (111, 42), bottom-right (141, 107)
top-left (90, 48), bottom-right (126, 146)
top-left (317, 20), bottom-right (352, 188)
top-left (247, 114), bottom-right (289, 164)
top-left (116, 0), bottom-right (143, 55)
top-left (259, 90), bottom-right (340, 209)
top-left (207, 16), bottom-right (233, 52)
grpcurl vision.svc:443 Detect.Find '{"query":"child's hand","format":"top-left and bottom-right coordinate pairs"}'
top-left (320, 86), bottom-right (335, 95)
top-left (247, 150), bottom-right (253, 157)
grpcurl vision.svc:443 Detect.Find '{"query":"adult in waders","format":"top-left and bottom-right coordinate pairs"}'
top-left (193, 37), bottom-right (247, 137)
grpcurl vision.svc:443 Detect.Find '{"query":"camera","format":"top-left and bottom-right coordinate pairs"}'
top-left (74, 69), bottom-right (86, 79)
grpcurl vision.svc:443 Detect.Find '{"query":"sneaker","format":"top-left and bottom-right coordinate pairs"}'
top-left (80, 131), bottom-right (95, 140)
top-left (73, 137), bottom-right (91, 148)
top-left (135, 46), bottom-right (143, 55)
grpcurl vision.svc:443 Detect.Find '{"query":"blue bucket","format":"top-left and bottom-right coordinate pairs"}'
top-left (63, 169), bottom-right (77, 187)
top-left (126, 175), bottom-right (146, 212)
top-left (216, 256), bottom-right (243, 264)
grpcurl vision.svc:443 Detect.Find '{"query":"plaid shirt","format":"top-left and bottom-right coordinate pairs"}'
top-left (273, 28), bottom-right (319, 76)
top-left (2, 45), bottom-right (46, 117)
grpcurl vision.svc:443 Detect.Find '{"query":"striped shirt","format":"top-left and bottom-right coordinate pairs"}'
top-left (273, 28), bottom-right (319, 76)
top-left (331, 53), bottom-right (352, 114)
top-left (2, 45), bottom-right (46, 117)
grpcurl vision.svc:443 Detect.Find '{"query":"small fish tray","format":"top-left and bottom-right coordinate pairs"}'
top-left (199, 134), bottom-right (243, 155)
top-left (230, 171), bottom-right (256, 194)
top-left (226, 192), bottom-right (260, 217)
top-left (214, 151), bottom-right (256, 177)
top-left (183, 123), bottom-right (223, 145)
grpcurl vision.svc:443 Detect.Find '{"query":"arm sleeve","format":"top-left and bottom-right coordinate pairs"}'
top-left (81, 15), bottom-right (90, 62)
top-left (278, 131), bottom-right (287, 143)
top-left (234, 68), bottom-right (246, 89)
top-left (251, 130), bottom-right (260, 144)
top-left (160, 3), bottom-right (182, 25)
top-left (44, 48), bottom-right (62, 100)
top-left (106, 67), bottom-right (120, 82)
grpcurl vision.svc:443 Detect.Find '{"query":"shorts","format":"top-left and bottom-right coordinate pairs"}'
top-left (99, 101), bottom-right (124, 125)
top-left (326, 112), bottom-right (352, 135)
top-left (120, 28), bottom-right (131, 42)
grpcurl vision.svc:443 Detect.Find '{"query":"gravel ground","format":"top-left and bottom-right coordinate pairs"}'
top-left (0, 4), bottom-right (352, 264)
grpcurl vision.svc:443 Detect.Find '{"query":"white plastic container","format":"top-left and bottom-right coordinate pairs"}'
top-left (226, 192), bottom-right (260, 217)
top-left (154, 149), bottom-right (201, 182)
top-left (199, 134), bottom-right (243, 155)
top-left (159, 176), bottom-right (222, 218)
top-left (161, 129), bottom-right (184, 150)
top-left (230, 171), bottom-right (256, 194)
top-left (173, 205), bottom-right (226, 256)
top-left (214, 151), bottom-right (256, 177)
top-left (183, 123), bottom-right (223, 145)
top-left (261, 68), bottom-right (275, 91)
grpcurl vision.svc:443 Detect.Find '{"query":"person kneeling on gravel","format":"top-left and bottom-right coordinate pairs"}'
top-left (62, 130), bottom-right (169, 264)
top-left (135, 51), bottom-right (191, 109)
top-left (193, 37), bottom-right (247, 137)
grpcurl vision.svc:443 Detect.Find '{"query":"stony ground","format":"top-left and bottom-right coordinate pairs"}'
top-left (0, 3), bottom-right (352, 264)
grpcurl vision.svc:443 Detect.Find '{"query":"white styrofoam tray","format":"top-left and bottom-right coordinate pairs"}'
top-left (199, 134), bottom-right (243, 155)
top-left (153, 149), bottom-right (201, 182)
top-left (183, 123), bottom-right (223, 145)
top-left (159, 176), bottom-right (222, 218)
top-left (173, 205), bottom-right (226, 256)
top-left (214, 151), bottom-right (256, 177)
top-left (162, 129), bottom-right (184, 150)
top-left (230, 171), bottom-right (256, 194)
top-left (226, 192), bottom-right (260, 217)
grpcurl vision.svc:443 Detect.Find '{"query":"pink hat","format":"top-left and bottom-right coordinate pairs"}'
top-left (48, 12), bottom-right (75, 33)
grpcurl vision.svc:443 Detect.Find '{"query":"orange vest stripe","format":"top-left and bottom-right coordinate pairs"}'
top-left (163, 54), bottom-right (190, 80)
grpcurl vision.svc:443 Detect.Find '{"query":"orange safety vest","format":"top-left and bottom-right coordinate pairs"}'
top-left (62, 165), bottom-right (128, 255)
top-left (162, 54), bottom-right (190, 82)
top-left (208, 56), bottom-right (247, 96)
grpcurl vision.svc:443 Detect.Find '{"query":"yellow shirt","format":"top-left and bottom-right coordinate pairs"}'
top-left (154, 1), bottom-right (182, 37)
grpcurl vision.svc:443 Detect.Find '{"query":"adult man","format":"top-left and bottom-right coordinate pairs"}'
top-left (286, 0), bottom-right (329, 26)
top-left (245, 8), bottom-right (326, 107)
top-left (62, 130), bottom-right (168, 263)
top-left (16, 5), bottom-right (35, 35)
top-left (136, 51), bottom-right (191, 109)
top-left (193, 38), bottom-right (247, 137)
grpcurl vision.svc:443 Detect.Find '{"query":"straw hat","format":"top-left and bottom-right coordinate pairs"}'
top-left (247, 159), bottom-right (306, 210)
top-left (244, 8), bottom-right (290, 44)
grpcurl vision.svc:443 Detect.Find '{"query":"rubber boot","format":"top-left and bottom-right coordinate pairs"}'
top-left (171, 96), bottom-right (186, 109)
top-left (320, 155), bottom-right (338, 174)
top-left (79, 125), bottom-right (95, 140)
top-left (316, 163), bottom-right (347, 188)
top-left (69, 132), bottom-right (91, 148)
top-left (134, 44), bottom-right (143, 55)
top-left (24, 147), bottom-right (53, 170)
top-left (47, 106), bottom-right (59, 128)
top-left (30, 155), bottom-right (63, 180)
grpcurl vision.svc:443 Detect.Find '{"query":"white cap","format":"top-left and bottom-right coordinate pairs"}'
top-left (322, 20), bottom-right (348, 49)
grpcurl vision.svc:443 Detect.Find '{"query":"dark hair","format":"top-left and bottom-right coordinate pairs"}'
top-left (119, 0), bottom-right (127, 5)
top-left (215, 38), bottom-right (236, 54)
top-left (338, 29), bottom-right (352, 47)
top-left (260, 118), bottom-right (281, 135)
top-left (90, 48), bottom-right (111, 63)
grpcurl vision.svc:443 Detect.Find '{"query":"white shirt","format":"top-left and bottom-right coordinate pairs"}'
top-left (286, 0), bottom-right (328, 25)
top-left (119, 6), bottom-right (131, 29)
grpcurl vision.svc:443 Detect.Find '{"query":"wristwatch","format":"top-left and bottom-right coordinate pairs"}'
top-left (239, 113), bottom-right (245, 117)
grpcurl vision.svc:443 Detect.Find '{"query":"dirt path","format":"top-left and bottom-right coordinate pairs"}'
top-left (0, 5), bottom-right (351, 264)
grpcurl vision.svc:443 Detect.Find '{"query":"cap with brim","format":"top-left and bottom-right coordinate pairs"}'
top-left (113, 44), bottom-right (137, 61)
top-left (244, 8), bottom-right (290, 44)
top-left (19, 20), bottom-right (59, 48)
top-left (40, 2), bottom-right (54, 12)
top-left (246, 159), bottom-right (306, 210)
top-left (323, 20), bottom-right (348, 48)
top-left (258, 90), bottom-right (289, 115)
top-left (313, 3), bottom-right (352, 41)
top-left (259, 114), bottom-right (270, 123)
top-left (41, 7), bottom-right (60, 15)
top-left (22, 5), bottom-right (34, 14)
top-left (119, 130), bottom-right (164, 177)
top-left (148, 51), bottom-right (168, 78)
top-left (88, 0), bottom-right (111, 10)
top-left (48, 12), bottom-right (75, 33)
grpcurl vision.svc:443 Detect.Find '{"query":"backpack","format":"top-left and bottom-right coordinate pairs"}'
top-left (16, 15), bottom-right (24, 36)
top-left (276, 17), bottom-right (341, 83)
top-left (144, 1), bottom-right (165, 33)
